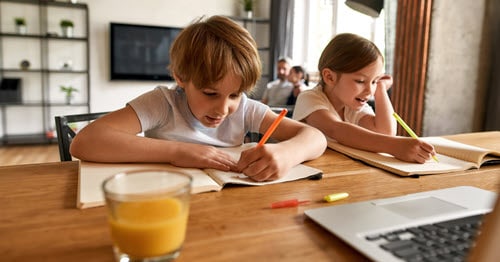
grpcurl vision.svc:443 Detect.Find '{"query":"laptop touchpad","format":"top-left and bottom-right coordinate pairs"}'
top-left (377, 197), bottom-right (466, 219)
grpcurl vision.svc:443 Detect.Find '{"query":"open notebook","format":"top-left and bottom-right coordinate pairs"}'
top-left (77, 143), bottom-right (322, 209)
top-left (305, 186), bottom-right (500, 261)
top-left (327, 136), bottom-right (500, 176)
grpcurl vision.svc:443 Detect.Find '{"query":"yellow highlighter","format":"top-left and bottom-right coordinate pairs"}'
top-left (392, 112), bottom-right (439, 162)
top-left (324, 192), bottom-right (349, 203)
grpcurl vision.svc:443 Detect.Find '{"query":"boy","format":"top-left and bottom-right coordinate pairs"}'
top-left (71, 16), bottom-right (326, 181)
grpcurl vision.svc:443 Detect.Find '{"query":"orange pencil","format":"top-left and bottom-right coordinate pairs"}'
top-left (257, 108), bottom-right (288, 147)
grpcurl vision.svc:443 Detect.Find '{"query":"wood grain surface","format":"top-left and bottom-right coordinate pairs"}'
top-left (0, 132), bottom-right (499, 262)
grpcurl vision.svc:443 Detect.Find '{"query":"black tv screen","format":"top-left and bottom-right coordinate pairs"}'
top-left (110, 22), bottom-right (182, 81)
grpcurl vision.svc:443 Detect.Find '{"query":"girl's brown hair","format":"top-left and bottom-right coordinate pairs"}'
top-left (318, 33), bottom-right (383, 86)
top-left (169, 16), bottom-right (261, 93)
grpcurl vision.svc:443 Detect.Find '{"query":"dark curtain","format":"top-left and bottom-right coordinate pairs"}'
top-left (484, 0), bottom-right (500, 130)
top-left (269, 0), bottom-right (294, 79)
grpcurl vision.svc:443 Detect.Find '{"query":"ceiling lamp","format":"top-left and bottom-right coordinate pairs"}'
top-left (345, 0), bottom-right (384, 18)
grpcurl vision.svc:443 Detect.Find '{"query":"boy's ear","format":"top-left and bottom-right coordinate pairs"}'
top-left (173, 73), bottom-right (185, 87)
top-left (321, 68), bottom-right (337, 86)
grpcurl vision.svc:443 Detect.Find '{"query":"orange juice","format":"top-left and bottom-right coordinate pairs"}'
top-left (109, 197), bottom-right (189, 258)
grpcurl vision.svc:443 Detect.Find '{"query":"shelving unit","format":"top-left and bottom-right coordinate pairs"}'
top-left (0, 0), bottom-right (90, 145)
top-left (230, 15), bottom-right (272, 100)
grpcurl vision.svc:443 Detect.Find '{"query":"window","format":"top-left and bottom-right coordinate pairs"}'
top-left (292, 0), bottom-right (385, 80)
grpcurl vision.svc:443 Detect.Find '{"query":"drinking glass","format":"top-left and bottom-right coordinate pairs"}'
top-left (102, 169), bottom-right (192, 262)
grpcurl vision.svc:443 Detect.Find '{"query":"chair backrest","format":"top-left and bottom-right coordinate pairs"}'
top-left (54, 112), bottom-right (109, 161)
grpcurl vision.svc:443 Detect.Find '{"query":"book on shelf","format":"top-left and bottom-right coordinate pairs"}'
top-left (78, 143), bottom-right (323, 209)
top-left (327, 136), bottom-right (500, 177)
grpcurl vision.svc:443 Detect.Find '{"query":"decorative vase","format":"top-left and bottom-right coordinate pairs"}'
top-left (62, 26), bottom-right (73, 38)
top-left (61, 60), bottom-right (73, 70)
top-left (20, 60), bottom-right (30, 70)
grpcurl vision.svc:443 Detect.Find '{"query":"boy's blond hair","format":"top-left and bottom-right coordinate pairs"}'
top-left (169, 16), bottom-right (261, 93)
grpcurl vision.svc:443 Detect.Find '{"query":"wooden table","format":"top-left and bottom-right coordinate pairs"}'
top-left (1, 132), bottom-right (499, 261)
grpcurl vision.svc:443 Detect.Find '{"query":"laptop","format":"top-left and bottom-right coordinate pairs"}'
top-left (305, 186), bottom-right (499, 262)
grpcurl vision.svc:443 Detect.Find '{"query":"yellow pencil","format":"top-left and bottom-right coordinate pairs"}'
top-left (392, 112), bottom-right (439, 162)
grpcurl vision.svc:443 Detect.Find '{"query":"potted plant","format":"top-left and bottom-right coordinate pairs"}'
top-left (14, 17), bottom-right (27, 35)
top-left (60, 19), bottom-right (74, 37)
top-left (60, 85), bottom-right (78, 104)
top-left (242, 0), bottom-right (254, 18)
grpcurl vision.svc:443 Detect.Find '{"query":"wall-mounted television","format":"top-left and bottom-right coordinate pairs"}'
top-left (110, 22), bottom-right (182, 81)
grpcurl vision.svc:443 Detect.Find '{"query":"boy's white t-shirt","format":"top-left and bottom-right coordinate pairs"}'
top-left (128, 86), bottom-right (268, 147)
top-left (292, 84), bottom-right (374, 125)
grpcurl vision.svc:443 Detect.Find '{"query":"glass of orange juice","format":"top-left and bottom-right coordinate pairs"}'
top-left (102, 169), bottom-right (192, 262)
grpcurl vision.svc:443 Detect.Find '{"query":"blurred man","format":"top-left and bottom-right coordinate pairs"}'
top-left (261, 57), bottom-right (293, 106)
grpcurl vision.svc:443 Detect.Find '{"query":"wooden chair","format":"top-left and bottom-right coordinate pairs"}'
top-left (54, 112), bottom-right (109, 161)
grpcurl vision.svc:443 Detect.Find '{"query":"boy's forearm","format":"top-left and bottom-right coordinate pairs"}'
top-left (71, 126), bottom-right (176, 163)
top-left (281, 126), bottom-right (327, 163)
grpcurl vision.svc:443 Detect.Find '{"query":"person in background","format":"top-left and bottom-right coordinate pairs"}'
top-left (293, 33), bottom-right (436, 163)
top-left (70, 16), bottom-right (326, 182)
top-left (261, 57), bottom-right (293, 106)
top-left (286, 65), bottom-right (309, 105)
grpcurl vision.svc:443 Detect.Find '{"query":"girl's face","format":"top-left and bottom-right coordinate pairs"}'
top-left (287, 69), bottom-right (303, 84)
top-left (329, 57), bottom-right (384, 111)
top-left (180, 73), bottom-right (243, 128)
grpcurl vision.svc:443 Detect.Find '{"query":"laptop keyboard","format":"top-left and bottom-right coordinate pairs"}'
top-left (365, 214), bottom-right (484, 262)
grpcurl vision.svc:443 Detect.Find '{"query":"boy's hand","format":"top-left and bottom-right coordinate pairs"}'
top-left (236, 144), bottom-right (290, 182)
top-left (170, 144), bottom-right (237, 171)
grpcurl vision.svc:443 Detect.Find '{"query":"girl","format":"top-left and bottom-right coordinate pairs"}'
top-left (293, 33), bottom-right (435, 163)
top-left (70, 16), bottom-right (326, 181)
top-left (286, 65), bottom-right (308, 105)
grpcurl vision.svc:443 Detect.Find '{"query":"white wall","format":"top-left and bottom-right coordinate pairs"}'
top-left (85, 0), bottom-right (269, 112)
top-left (423, 0), bottom-right (489, 135)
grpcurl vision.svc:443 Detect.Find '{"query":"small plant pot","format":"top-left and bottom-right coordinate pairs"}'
top-left (245, 10), bottom-right (253, 19)
top-left (61, 26), bottom-right (73, 38)
top-left (16, 25), bottom-right (27, 35)
top-left (65, 95), bottom-right (74, 105)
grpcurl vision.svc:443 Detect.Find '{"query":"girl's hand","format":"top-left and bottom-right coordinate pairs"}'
top-left (376, 74), bottom-right (393, 92)
top-left (236, 144), bottom-right (291, 182)
top-left (170, 144), bottom-right (237, 171)
top-left (391, 137), bottom-right (437, 163)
